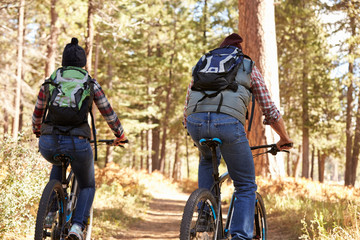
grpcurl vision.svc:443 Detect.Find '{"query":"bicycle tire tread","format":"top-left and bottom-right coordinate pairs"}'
top-left (180, 188), bottom-right (218, 240)
top-left (34, 179), bottom-right (65, 240)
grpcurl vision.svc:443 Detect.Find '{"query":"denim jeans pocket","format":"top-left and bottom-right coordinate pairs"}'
top-left (213, 120), bottom-right (246, 144)
top-left (186, 115), bottom-right (203, 142)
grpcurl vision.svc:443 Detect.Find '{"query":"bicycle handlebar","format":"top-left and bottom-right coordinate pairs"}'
top-left (251, 143), bottom-right (293, 156)
top-left (89, 139), bottom-right (129, 146)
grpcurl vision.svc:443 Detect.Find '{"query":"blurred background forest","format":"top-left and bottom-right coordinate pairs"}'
top-left (1, 0), bottom-right (360, 239)
top-left (1, 0), bottom-right (359, 185)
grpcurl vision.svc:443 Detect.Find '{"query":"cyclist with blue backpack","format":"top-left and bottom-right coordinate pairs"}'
top-left (32, 38), bottom-right (127, 240)
top-left (183, 33), bottom-right (293, 240)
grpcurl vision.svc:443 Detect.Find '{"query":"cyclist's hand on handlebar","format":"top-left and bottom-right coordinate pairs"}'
top-left (276, 138), bottom-right (294, 151)
top-left (113, 134), bottom-right (128, 147)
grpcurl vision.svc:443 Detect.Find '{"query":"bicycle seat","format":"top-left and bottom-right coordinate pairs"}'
top-left (53, 153), bottom-right (73, 164)
top-left (199, 138), bottom-right (222, 147)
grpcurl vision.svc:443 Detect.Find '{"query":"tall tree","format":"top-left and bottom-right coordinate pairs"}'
top-left (276, 0), bottom-right (340, 179)
top-left (238, 0), bottom-right (283, 176)
top-left (13, 0), bottom-right (25, 139)
top-left (325, 1), bottom-right (360, 186)
top-left (44, 0), bottom-right (58, 78)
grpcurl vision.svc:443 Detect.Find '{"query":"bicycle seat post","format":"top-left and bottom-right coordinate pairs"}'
top-left (61, 159), bottom-right (67, 185)
top-left (210, 145), bottom-right (220, 182)
top-left (54, 154), bottom-right (70, 186)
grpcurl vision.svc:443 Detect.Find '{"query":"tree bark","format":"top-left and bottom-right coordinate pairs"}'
top-left (140, 130), bottom-right (144, 169)
top-left (159, 39), bottom-right (176, 173)
top-left (172, 139), bottom-right (181, 181)
top-left (301, 46), bottom-right (310, 178)
top-left (186, 133), bottom-right (190, 178)
top-left (85, 0), bottom-right (95, 73)
top-left (310, 146), bottom-right (315, 179)
top-left (151, 119), bottom-right (160, 171)
top-left (45, 0), bottom-right (58, 78)
top-left (13, 0), bottom-right (25, 139)
top-left (146, 129), bottom-right (151, 173)
top-left (239, 0), bottom-right (283, 176)
top-left (350, 83), bottom-right (360, 185)
top-left (318, 150), bottom-right (325, 183)
top-left (344, 14), bottom-right (357, 186)
top-left (104, 53), bottom-right (114, 166)
top-left (93, 34), bottom-right (100, 80)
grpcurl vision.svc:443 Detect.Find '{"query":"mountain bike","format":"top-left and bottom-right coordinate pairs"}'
top-left (34, 139), bottom-right (124, 240)
top-left (180, 137), bottom-right (292, 240)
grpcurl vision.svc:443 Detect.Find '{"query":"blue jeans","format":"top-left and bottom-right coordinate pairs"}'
top-left (39, 135), bottom-right (95, 229)
top-left (186, 112), bottom-right (257, 240)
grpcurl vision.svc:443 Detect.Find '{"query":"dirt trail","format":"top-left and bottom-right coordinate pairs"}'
top-left (111, 191), bottom-right (295, 240)
top-left (113, 192), bottom-right (189, 240)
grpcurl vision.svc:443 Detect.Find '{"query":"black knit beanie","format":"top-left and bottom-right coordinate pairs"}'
top-left (62, 38), bottom-right (87, 67)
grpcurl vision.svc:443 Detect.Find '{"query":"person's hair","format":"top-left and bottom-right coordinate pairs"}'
top-left (219, 33), bottom-right (243, 50)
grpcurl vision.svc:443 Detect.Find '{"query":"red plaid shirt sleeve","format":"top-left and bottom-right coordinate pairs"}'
top-left (250, 65), bottom-right (280, 125)
top-left (32, 86), bottom-right (47, 134)
top-left (93, 81), bottom-right (124, 138)
top-left (32, 80), bottom-right (125, 138)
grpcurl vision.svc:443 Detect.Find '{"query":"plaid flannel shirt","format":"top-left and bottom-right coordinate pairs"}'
top-left (183, 65), bottom-right (280, 127)
top-left (32, 80), bottom-right (124, 138)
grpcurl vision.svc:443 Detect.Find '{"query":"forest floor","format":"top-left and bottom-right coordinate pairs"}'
top-left (101, 188), bottom-right (298, 240)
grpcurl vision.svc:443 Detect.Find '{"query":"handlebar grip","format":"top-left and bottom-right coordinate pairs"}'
top-left (280, 143), bottom-right (293, 148)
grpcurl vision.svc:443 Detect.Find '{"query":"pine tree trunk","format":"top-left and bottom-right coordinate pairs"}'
top-left (140, 130), bottom-right (144, 169)
top-left (105, 54), bottom-right (114, 166)
top-left (350, 88), bottom-right (360, 185)
top-left (186, 133), bottom-right (190, 178)
top-left (238, 0), bottom-right (283, 176)
top-left (45, 0), bottom-right (58, 78)
top-left (172, 139), bottom-right (181, 180)
top-left (86, 0), bottom-right (96, 143)
top-left (13, 0), bottom-right (25, 139)
top-left (310, 146), bottom-right (315, 179)
top-left (86, 0), bottom-right (95, 73)
top-left (146, 129), bottom-right (151, 173)
top-left (301, 63), bottom-right (310, 179)
top-left (19, 94), bottom-right (23, 132)
top-left (344, 15), bottom-right (357, 186)
top-left (93, 34), bottom-right (100, 80)
top-left (318, 150), bottom-right (325, 183)
top-left (3, 80), bottom-right (9, 137)
top-left (151, 118), bottom-right (160, 171)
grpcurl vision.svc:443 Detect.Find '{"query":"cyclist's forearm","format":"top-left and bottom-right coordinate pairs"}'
top-left (270, 117), bottom-right (291, 142)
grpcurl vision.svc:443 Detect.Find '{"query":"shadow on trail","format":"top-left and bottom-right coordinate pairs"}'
top-left (116, 196), bottom-right (188, 240)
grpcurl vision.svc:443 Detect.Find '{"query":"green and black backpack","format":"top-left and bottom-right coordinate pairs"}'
top-left (42, 67), bottom-right (95, 127)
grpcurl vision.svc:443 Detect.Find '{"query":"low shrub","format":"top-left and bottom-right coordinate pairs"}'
top-left (0, 134), bottom-right (50, 239)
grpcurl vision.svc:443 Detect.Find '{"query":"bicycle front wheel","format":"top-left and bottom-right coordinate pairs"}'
top-left (253, 192), bottom-right (267, 240)
top-left (180, 188), bottom-right (218, 240)
top-left (35, 179), bottom-right (65, 240)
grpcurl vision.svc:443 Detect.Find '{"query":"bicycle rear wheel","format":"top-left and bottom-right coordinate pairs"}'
top-left (180, 188), bottom-right (218, 240)
top-left (35, 179), bottom-right (65, 240)
top-left (253, 192), bottom-right (267, 240)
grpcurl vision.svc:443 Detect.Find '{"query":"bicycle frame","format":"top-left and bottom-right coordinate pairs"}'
top-left (54, 154), bottom-right (79, 235)
top-left (201, 139), bottom-right (230, 240)
top-left (199, 138), bottom-right (286, 240)
top-left (209, 171), bottom-right (234, 239)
